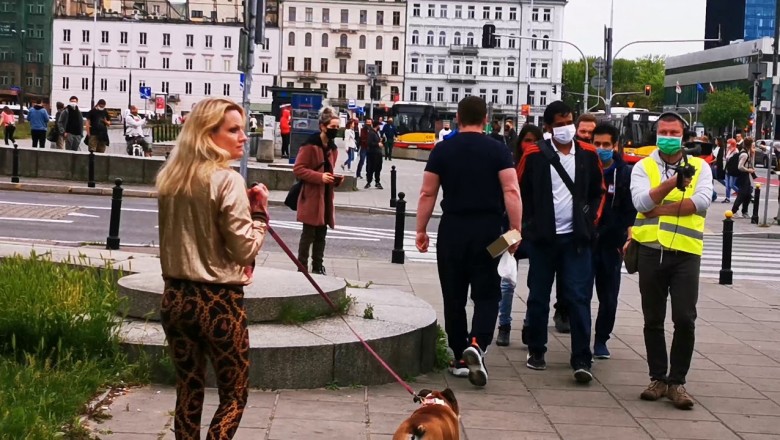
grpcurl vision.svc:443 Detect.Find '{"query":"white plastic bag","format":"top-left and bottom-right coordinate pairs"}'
top-left (497, 251), bottom-right (517, 285)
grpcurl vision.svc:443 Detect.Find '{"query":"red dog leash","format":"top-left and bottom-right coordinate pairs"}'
top-left (266, 224), bottom-right (417, 396)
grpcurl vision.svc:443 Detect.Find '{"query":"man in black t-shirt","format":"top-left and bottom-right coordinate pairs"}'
top-left (416, 96), bottom-right (522, 387)
top-left (86, 99), bottom-right (110, 153)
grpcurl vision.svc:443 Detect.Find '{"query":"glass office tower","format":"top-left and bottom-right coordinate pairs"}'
top-left (744, 0), bottom-right (777, 41)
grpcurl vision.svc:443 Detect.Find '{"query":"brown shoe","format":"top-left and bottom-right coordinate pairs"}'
top-left (666, 384), bottom-right (694, 409)
top-left (640, 380), bottom-right (668, 401)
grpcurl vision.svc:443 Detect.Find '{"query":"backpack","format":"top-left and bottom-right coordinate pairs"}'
top-left (726, 152), bottom-right (742, 176)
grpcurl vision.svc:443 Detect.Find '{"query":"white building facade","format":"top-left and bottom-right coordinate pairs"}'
top-left (404, 0), bottom-right (566, 124)
top-left (279, 0), bottom-right (406, 110)
top-left (50, 17), bottom-right (280, 116)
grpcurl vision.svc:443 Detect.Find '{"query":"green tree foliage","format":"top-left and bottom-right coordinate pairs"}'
top-left (700, 88), bottom-right (753, 133)
top-left (562, 55), bottom-right (665, 112)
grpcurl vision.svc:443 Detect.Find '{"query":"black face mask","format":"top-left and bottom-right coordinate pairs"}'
top-left (326, 128), bottom-right (339, 140)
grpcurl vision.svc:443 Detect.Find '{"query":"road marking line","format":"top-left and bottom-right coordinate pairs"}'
top-left (67, 212), bottom-right (100, 218)
top-left (0, 217), bottom-right (73, 224)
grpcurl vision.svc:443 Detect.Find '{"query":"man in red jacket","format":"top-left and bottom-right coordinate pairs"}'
top-left (280, 104), bottom-right (291, 158)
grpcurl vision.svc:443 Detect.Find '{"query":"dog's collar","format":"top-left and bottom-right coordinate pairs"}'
top-left (420, 396), bottom-right (447, 407)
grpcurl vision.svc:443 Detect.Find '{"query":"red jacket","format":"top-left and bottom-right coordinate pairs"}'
top-left (280, 108), bottom-right (291, 135)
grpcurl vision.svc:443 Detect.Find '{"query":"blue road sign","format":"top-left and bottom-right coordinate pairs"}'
top-left (140, 86), bottom-right (152, 100)
top-left (9, 86), bottom-right (20, 92)
top-left (347, 99), bottom-right (357, 109)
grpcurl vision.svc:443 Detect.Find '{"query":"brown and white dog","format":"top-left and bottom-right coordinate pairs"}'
top-left (392, 388), bottom-right (460, 440)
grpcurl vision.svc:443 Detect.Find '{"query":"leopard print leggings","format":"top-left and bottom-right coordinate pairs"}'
top-left (160, 279), bottom-right (250, 440)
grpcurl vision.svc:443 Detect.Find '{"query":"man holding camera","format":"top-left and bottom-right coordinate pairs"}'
top-left (629, 112), bottom-right (713, 410)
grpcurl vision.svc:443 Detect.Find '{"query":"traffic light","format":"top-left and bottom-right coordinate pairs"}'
top-left (644, 85), bottom-right (652, 96)
top-left (481, 24), bottom-right (497, 49)
top-left (756, 81), bottom-right (766, 105)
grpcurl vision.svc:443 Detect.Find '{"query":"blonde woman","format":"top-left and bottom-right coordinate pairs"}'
top-left (156, 98), bottom-right (268, 439)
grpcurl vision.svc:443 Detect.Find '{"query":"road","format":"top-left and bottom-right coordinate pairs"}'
top-left (0, 190), bottom-right (440, 261)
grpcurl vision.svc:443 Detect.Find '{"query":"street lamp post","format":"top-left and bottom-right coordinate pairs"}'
top-left (90, 0), bottom-right (98, 108)
top-left (10, 29), bottom-right (27, 123)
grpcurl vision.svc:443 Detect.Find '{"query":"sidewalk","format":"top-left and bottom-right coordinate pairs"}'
top-left (0, 241), bottom-right (777, 439)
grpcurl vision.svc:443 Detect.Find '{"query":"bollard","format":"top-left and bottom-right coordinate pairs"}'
top-left (751, 183), bottom-right (761, 224)
top-left (391, 192), bottom-right (406, 264)
top-left (719, 210), bottom-right (734, 285)
top-left (87, 151), bottom-right (96, 188)
top-left (10, 142), bottom-right (19, 183)
top-left (106, 178), bottom-right (124, 250)
top-left (390, 165), bottom-right (397, 208)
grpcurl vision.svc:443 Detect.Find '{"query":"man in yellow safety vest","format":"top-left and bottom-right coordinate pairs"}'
top-left (627, 112), bottom-right (713, 410)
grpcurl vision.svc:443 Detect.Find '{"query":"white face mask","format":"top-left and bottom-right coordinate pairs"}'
top-left (552, 124), bottom-right (576, 144)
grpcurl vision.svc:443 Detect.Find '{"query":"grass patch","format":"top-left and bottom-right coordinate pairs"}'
top-left (276, 294), bottom-right (356, 325)
top-left (1, 122), bottom-right (31, 140)
top-left (434, 325), bottom-right (451, 371)
top-left (0, 252), bottom-right (148, 438)
top-left (362, 304), bottom-right (375, 320)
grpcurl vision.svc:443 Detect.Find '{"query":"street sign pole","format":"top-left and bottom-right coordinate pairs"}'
top-left (240, 0), bottom-right (257, 180)
top-left (762, 0), bottom-right (780, 227)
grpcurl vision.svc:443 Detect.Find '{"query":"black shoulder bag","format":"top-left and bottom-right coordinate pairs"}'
top-left (284, 145), bottom-right (329, 211)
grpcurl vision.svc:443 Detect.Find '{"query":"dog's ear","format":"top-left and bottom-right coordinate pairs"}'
top-left (440, 388), bottom-right (459, 414)
top-left (413, 389), bottom-right (433, 403)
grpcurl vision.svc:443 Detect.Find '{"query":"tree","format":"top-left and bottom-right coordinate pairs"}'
top-left (699, 88), bottom-right (752, 134)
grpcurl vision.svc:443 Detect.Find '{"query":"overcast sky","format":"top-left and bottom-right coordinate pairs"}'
top-left (561, 0), bottom-right (707, 61)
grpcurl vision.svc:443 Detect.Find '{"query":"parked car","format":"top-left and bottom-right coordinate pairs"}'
top-left (754, 139), bottom-right (779, 169)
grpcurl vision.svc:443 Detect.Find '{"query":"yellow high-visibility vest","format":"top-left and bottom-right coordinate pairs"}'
top-left (632, 156), bottom-right (706, 256)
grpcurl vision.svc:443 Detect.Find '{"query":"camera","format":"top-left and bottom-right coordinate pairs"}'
top-left (671, 163), bottom-right (695, 191)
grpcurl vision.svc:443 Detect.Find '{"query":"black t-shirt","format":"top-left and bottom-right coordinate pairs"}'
top-left (86, 108), bottom-right (109, 136)
top-left (425, 132), bottom-right (514, 218)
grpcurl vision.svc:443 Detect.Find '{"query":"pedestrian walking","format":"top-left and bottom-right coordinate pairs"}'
top-left (49, 102), bottom-right (65, 149)
top-left (629, 111), bottom-right (713, 410)
top-left (364, 122), bottom-right (384, 189)
top-left (416, 96), bottom-right (522, 387)
top-left (722, 138), bottom-right (739, 203)
top-left (280, 104), bottom-right (291, 158)
top-left (382, 117), bottom-right (397, 161)
top-left (2, 106), bottom-right (16, 145)
top-left (341, 119), bottom-right (357, 171)
top-left (59, 96), bottom-right (84, 151)
top-left (437, 121), bottom-right (452, 144)
top-left (517, 100), bottom-right (605, 383)
top-left (355, 118), bottom-right (370, 179)
top-left (86, 99), bottom-right (110, 153)
top-left (28, 100), bottom-right (50, 149)
top-left (293, 107), bottom-right (343, 275)
top-left (156, 97), bottom-right (269, 439)
top-left (730, 138), bottom-right (756, 218)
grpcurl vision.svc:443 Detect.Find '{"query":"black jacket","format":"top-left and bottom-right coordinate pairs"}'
top-left (597, 152), bottom-right (636, 248)
top-left (517, 139), bottom-right (606, 247)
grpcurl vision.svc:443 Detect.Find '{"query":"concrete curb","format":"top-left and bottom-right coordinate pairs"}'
top-left (0, 181), bottom-right (440, 218)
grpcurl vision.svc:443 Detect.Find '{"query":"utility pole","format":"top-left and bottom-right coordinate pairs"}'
top-left (604, 26), bottom-right (614, 116)
top-left (11, 28), bottom-right (26, 122)
top-left (90, 0), bottom-right (98, 108)
top-left (240, 0), bottom-right (259, 180)
top-left (761, 0), bottom-right (780, 226)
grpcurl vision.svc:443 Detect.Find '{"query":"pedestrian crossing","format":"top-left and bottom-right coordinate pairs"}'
top-left (403, 234), bottom-right (780, 282)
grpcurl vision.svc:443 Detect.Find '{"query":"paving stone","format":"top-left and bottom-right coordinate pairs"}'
top-left (555, 424), bottom-right (652, 440)
top-left (619, 398), bottom-right (719, 421)
top-left (696, 397), bottom-right (780, 416)
top-left (636, 418), bottom-right (740, 440)
top-left (721, 365), bottom-right (780, 379)
top-left (683, 381), bottom-right (766, 399)
top-left (530, 389), bottom-right (621, 408)
top-left (267, 418), bottom-right (366, 439)
top-left (703, 353), bottom-right (780, 367)
top-left (464, 429), bottom-right (560, 440)
top-left (455, 392), bottom-right (541, 413)
top-left (716, 414), bottom-right (780, 435)
top-left (273, 399), bottom-right (365, 422)
top-left (541, 405), bottom-right (638, 427)
top-left (739, 434), bottom-right (780, 440)
top-left (459, 409), bottom-right (555, 433)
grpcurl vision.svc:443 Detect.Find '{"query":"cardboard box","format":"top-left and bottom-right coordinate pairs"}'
top-left (487, 229), bottom-right (522, 258)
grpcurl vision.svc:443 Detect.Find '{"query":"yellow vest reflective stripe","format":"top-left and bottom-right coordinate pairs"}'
top-left (632, 156), bottom-right (706, 256)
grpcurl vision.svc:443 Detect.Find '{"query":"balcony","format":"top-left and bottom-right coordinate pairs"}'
top-left (448, 45), bottom-right (479, 56)
top-left (374, 74), bottom-right (389, 85)
top-left (446, 74), bottom-right (477, 84)
top-left (330, 97), bottom-right (348, 107)
top-left (296, 71), bottom-right (318, 81)
top-left (335, 47), bottom-right (352, 58)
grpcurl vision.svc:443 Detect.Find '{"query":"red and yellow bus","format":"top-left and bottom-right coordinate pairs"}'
top-left (391, 101), bottom-right (438, 150)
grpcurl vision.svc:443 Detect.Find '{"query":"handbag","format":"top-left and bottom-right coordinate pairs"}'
top-left (623, 239), bottom-right (639, 274)
top-left (46, 124), bottom-right (58, 142)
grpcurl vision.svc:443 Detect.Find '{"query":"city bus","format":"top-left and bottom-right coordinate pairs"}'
top-left (391, 101), bottom-right (438, 150)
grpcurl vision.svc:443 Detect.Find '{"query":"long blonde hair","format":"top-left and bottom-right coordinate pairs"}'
top-left (156, 98), bottom-right (244, 196)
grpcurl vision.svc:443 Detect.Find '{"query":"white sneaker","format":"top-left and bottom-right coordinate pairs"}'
top-left (462, 338), bottom-right (488, 387)
top-left (447, 359), bottom-right (469, 377)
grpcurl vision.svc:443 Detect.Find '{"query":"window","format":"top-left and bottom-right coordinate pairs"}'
top-left (543, 8), bottom-right (551, 21)
top-left (341, 9), bottom-right (348, 23)
top-left (262, 62), bottom-right (269, 73)
top-left (482, 6), bottom-right (490, 19)
top-left (82, 30), bottom-right (89, 43)
top-left (289, 6), bottom-right (296, 21)
top-left (452, 59), bottom-right (461, 74)
top-left (451, 88), bottom-right (459, 103)
top-left (439, 5), bottom-right (447, 18)
top-left (62, 53), bottom-right (69, 65)
top-left (358, 60), bottom-right (366, 74)
top-left (191, 10), bottom-right (203, 18)
top-left (532, 8), bottom-right (539, 21)
top-left (204, 82), bottom-right (211, 95)
top-left (81, 77), bottom-right (88, 90)
top-left (118, 31), bottom-right (128, 45)
top-left (82, 53), bottom-right (89, 66)
top-left (410, 58), bottom-right (418, 73)
top-left (479, 88), bottom-right (487, 100)
top-left (288, 32), bottom-right (295, 46)
top-left (464, 87), bottom-right (472, 96)
top-left (507, 61), bottom-right (515, 77)
top-left (542, 35), bottom-right (550, 50)
top-left (376, 11), bottom-right (384, 25)
top-left (452, 32), bottom-right (461, 46)
top-left (338, 84), bottom-right (346, 99)
top-left (467, 5), bottom-right (475, 19)
top-left (455, 5), bottom-right (462, 18)
top-left (531, 35), bottom-right (538, 50)
top-left (223, 84), bottom-right (230, 96)
top-left (360, 9), bottom-right (367, 24)
top-left (376, 36), bottom-right (383, 49)
top-left (262, 86), bottom-right (269, 97)
top-left (426, 59), bottom-right (433, 74)
top-left (101, 31), bottom-right (109, 44)
top-left (340, 34), bottom-right (348, 46)
top-left (339, 59), bottom-right (347, 73)
top-left (139, 32), bottom-right (147, 45)
top-left (438, 59), bottom-right (445, 74)
top-left (186, 34), bottom-right (193, 47)
top-left (186, 58), bottom-right (193, 70)
top-left (411, 30), bottom-right (419, 45)
top-left (465, 60), bottom-right (473, 75)
top-left (162, 57), bottom-right (170, 69)
top-left (392, 36), bottom-right (399, 50)
top-left (224, 36), bottom-right (232, 49)
top-left (509, 7), bottom-right (517, 20)
top-left (322, 33), bottom-right (328, 47)
top-left (410, 86), bottom-right (418, 101)
top-left (412, 3), bottom-right (420, 17)
top-left (438, 32), bottom-right (446, 46)
top-left (495, 7), bottom-right (502, 20)
top-left (436, 87), bottom-right (444, 102)
top-left (496, 36), bottom-right (501, 48)
top-left (541, 63), bottom-right (548, 78)
top-left (357, 85), bottom-right (365, 100)
top-left (305, 33), bottom-right (312, 47)
top-left (224, 59), bottom-right (231, 72)
top-left (540, 91), bottom-right (548, 106)
top-left (100, 78), bottom-right (107, 91)
top-left (204, 58), bottom-right (212, 71)
top-left (322, 8), bottom-right (330, 22)
top-left (320, 83), bottom-right (327, 92)
top-left (287, 57), bottom-right (295, 70)
top-left (530, 62), bottom-right (537, 77)
top-left (161, 81), bottom-right (170, 93)
top-left (466, 32), bottom-right (474, 46)
top-left (480, 61), bottom-right (488, 76)
top-left (63, 29), bottom-right (70, 42)
top-left (286, 82), bottom-right (294, 88)
top-left (185, 82), bottom-right (192, 94)
top-left (491, 89), bottom-right (499, 104)
top-left (305, 7), bottom-right (313, 22)
top-left (426, 31), bottom-right (434, 45)
top-left (120, 79), bottom-right (127, 92)
top-left (303, 57), bottom-right (311, 71)
top-left (391, 61), bottom-right (399, 75)
top-left (493, 61), bottom-right (500, 76)
top-left (424, 87), bottom-right (432, 102)
top-left (120, 55), bottom-right (127, 68)
top-left (506, 90), bottom-right (514, 105)
top-left (321, 58), bottom-right (328, 72)
top-left (509, 36), bottom-right (516, 49)
top-left (393, 11), bottom-right (400, 26)
top-left (427, 4), bottom-right (434, 17)
top-left (62, 77), bottom-right (69, 90)
top-left (359, 35), bottom-right (366, 49)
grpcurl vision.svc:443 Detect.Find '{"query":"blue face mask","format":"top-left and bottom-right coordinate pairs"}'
top-left (597, 148), bottom-right (614, 162)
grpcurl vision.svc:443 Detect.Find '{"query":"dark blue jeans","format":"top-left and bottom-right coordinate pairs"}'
top-left (526, 234), bottom-right (593, 369)
top-left (593, 243), bottom-right (622, 344)
top-left (355, 148), bottom-right (368, 178)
